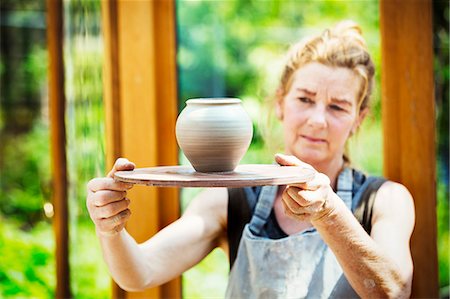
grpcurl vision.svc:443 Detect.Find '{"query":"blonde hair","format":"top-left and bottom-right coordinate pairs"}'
top-left (278, 20), bottom-right (375, 111)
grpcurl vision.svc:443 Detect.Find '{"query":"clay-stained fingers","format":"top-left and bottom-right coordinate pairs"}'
top-left (288, 172), bottom-right (331, 191)
top-left (94, 198), bottom-right (131, 220)
top-left (274, 153), bottom-right (315, 170)
top-left (88, 190), bottom-right (128, 207)
top-left (286, 186), bottom-right (313, 206)
top-left (107, 158), bottom-right (136, 178)
top-left (87, 177), bottom-right (133, 193)
top-left (289, 186), bottom-right (329, 205)
top-left (97, 209), bottom-right (131, 233)
top-left (281, 199), bottom-right (310, 221)
top-left (282, 185), bottom-right (330, 220)
top-left (281, 189), bottom-right (305, 214)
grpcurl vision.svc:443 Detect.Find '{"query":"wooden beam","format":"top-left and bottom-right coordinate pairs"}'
top-left (101, 2), bottom-right (126, 298)
top-left (102, 0), bottom-right (122, 170)
top-left (101, 0), bottom-right (181, 298)
top-left (46, 0), bottom-right (70, 298)
top-left (380, 0), bottom-right (439, 297)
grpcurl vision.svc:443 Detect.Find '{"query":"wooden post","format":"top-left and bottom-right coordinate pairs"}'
top-left (380, 0), bottom-right (439, 297)
top-left (101, 0), bottom-right (181, 298)
top-left (46, 0), bottom-right (71, 298)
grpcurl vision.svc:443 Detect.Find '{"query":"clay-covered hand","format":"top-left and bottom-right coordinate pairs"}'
top-left (275, 153), bottom-right (340, 222)
top-left (86, 158), bottom-right (135, 236)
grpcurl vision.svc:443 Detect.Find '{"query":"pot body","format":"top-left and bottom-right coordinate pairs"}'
top-left (176, 98), bottom-right (253, 172)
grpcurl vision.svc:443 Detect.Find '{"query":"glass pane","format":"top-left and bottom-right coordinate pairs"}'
top-left (176, 0), bottom-right (381, 297)
top-left (0, 1), bottom-right (55, 297)
top-left (63, 0), bottom-right (110, 298)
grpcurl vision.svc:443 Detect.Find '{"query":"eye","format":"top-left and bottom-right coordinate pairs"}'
top-left (329, 104), bottom-right (345, 111)
top-left (298, 97), bottom-right (313, 104)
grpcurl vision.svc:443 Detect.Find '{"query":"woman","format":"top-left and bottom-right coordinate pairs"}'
top-left (86, 21), bottom-right (415, 298)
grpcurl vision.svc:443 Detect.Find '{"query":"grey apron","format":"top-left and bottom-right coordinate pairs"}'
top-left (225, 168), bottom-right (359, 299)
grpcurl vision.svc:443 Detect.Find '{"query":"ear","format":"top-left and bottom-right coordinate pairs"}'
top-left (351, 107), bottom-right (369, 135)
top-left (275, 88), bottom-right (284, 120)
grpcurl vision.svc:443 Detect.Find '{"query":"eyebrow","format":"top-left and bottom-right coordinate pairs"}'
top-left (331, 97), bottom-right (353, 107)
top-left (296, 88), bottom-right (316, 95)
top-left (297, 88), bottom-right (353, 106)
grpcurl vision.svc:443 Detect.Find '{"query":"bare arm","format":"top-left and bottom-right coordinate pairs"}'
top-left (312, 182), bottom-right (414, 298)
top-left (276, 154), bottom-right (414, 298)
top-left (87, 158), bottom-right (228, 291)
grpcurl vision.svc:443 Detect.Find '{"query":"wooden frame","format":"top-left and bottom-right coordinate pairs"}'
top-left (46, 0), bottom-right (71, 298)
top-left (101, 0), bottom-right (181, 298)
top-left (380, 0), bottom-right (439, 297)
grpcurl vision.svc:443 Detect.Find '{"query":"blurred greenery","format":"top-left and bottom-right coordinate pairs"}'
top-left (0, 0), bottom-right (448, 298)
top-left (0, 120), bottom-right (51, 226)
top-left (63, 1), bottom-right (109, 298)
top-left (0, 215), bottom-right (55, 298)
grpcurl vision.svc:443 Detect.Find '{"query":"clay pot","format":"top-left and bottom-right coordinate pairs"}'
top-left (176, 98), bottom-right (253, 173)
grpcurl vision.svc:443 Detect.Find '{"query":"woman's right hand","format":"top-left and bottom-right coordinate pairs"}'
top-left (86, 158), bottom-right (135, 236)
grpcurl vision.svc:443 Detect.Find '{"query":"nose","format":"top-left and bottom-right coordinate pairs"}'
top-left (306, 104), bottom-right (327, 128)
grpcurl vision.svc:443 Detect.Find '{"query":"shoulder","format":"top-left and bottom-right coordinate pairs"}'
top-left (370, 181), bottom-right (415, 286)
top-left (372, 181), bottom-right (415, 234)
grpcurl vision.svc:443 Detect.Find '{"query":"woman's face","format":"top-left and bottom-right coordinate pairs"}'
top-left (277, 62), bottom-right (366, 168)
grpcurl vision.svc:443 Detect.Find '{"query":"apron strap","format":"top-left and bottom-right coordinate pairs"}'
top-left (248, 185), bottom-right (277, 235)
top-left (336, 167), bottom-right (353, 208)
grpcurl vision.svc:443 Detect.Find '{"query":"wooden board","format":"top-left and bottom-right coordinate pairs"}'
top-left (115, 164), bottom-right (316, 188)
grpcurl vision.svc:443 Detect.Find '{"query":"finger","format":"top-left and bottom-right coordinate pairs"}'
top-left (286, 186), bottom-right (313, 207)
top-left (296, 188), bottom-right (328, 205)
top-left (297, 187), bottom-right (327, 201)
top-left (90, 190), bottom-right (127, 207)
top-left (288, 182), bottom-right (318, 191)
top-left (104, 209), bottom-right (131, 226)
top-left (282, 199), bottom-right (310, 221)
top-left (107, 158), bottom-right (136, 178)
top-left (302, 200), bottom-right (326, 214)
top-left (288, 172), bottom-right (330, 191)
top-left (274, 153), bottom-right (315, 171)
top-left (87, 177), bottom-right (133, 193)
top-left (281, 189), bottom-right (304, 214)
top-left (98, 209), bottom-right (131, 231)
top-left (96, 198), bottom-right (131, 219)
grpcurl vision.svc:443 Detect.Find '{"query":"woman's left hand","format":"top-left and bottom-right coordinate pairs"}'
top-left (275, 153), bottom-right (340, 222)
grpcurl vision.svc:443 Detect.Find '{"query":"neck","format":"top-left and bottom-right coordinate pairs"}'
top-left (311, 157), bottom-right (345, 190)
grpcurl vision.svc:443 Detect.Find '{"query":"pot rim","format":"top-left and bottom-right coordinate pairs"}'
top-left (186, 98), bottom-right (241, 105)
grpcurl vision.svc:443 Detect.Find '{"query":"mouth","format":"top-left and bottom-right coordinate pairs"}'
top-left (300, 135), bottom-right (327, 143)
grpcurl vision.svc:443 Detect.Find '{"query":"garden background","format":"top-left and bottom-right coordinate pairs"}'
top-left (0, 0), bottom-right (448, 298)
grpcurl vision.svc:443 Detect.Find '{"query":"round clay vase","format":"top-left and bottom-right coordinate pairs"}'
top-left (176, 98), bottom-right (253, 173)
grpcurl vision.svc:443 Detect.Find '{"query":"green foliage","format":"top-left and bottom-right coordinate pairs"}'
top-left (0, 120), bottom-right (51, 225)
top-left (23, 47), bottom-right (48, 99)
top-left (0, 217), bottom-right (111, 299)
top-left (63, 3), bottom-right (109, 297)
top-left (437, 180), bottom-right (450, 289)
top-left (0, 216), bottom-right (55, 298)
top-left (182, 248), bottom-right (228, 298)
top-left (348, 119), bottom-right (383, 176)
top-left (69, 221), bottom-right (111, 299)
